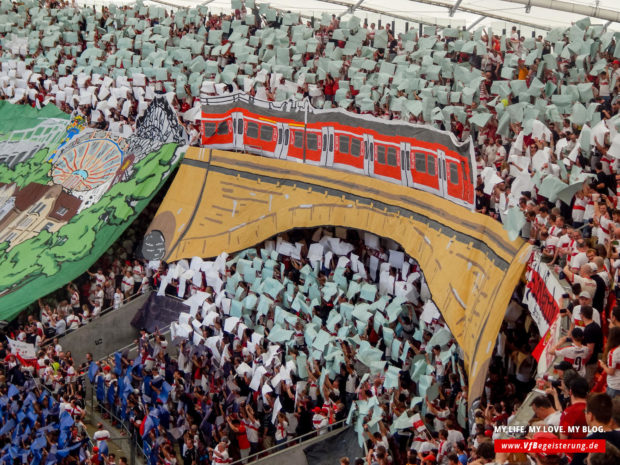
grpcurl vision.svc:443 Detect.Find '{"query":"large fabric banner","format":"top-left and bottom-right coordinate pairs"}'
top-left (523, 252), bottom-right (567, 336)
top-left (523, 252), bottom-right (571, 374)
top-left (200, 92), bottom-right (477, 210)
top-left (146, 147), bottom-right (531, 402)
top-left (0, 98), bottom-right (187, 321)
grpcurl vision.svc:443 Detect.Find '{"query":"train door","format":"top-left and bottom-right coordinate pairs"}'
top-left (461, 159), bottom-right (474, 207)
top-left (232, 112), bottom-right (244, 150)
top-left (275, 123), bottom-right (290, 159)
top-left (399, 142), bottom-right (413, 186)
top-left (444, 155), bottom-right (464, 202)
top-left (411, 148), bottom-right (442, 196)
top-left (437, 149), bottom-right (447, 197)
top-left (363, 134), bottom-right (374, 176)
top-left (321, 126), bottom-right (334, 167)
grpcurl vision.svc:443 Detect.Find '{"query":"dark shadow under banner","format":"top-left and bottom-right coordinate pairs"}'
top-left (131, 293), bottom-right (187, 333)
top-left (303, 427), bottom-right (364, 465)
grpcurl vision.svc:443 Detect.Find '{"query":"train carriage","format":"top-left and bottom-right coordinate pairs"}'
top-left (372, 139), bottom-right (401, 183)
top-left (286, 126), bottom-right (324, 164)
top-left (200, 92), bottom-right (476, 210)
top-left (242, 116), bottom-right (280, 157)
top-left (332, 128), bottom-right (365, 172)
top-left (201, 115), bottom-right (234, 148)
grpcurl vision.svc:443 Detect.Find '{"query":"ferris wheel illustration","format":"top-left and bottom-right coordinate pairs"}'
top-left (52, 138), bottom-right (124, 191)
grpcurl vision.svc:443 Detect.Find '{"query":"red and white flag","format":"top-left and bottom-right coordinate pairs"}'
top-left (411, 413), bottom-right (425, 432)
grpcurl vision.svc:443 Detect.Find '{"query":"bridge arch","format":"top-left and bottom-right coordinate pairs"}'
top-left (146, 148), bottom-right (531, 401)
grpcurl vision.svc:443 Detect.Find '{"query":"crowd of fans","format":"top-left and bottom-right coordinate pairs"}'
top-left (4, 224), bottom-right (620, 465)
top-left (13, 199), bottom-right (163, 347)
top-left (0, 1), bottom-right (618, 232)
top-left (0, 332), bottom-right (103, 464)
top-left (86, 228), bottom-right (477, 465)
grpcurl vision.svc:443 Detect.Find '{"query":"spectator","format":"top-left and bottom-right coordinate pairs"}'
top-left (600, 327), bottom-right (620, 398)
top-left (571, 393), bottom-right (620, 465)
top-left (559, 376), bottom-right (589, 439)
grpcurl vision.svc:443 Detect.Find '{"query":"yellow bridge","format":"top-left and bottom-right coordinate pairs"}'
top-left (148, 147), bottom-right (531, 400)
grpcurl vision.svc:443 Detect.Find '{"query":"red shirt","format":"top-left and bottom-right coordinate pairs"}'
top-left (559, 401), bottom-right (587, 439)
top-left (236, 424), bottom-right (250, 450)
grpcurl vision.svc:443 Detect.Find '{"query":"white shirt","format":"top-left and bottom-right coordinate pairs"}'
top-left (543, 235), bottom-right (559, 254)
top-left (212, 448), bottom-right (230, 465)
top-left (121, 275), bottom-right (134, 293)
top-left (572, 275), bottom-right (597, 298)
top-left (113, 292), bottom-right (122, 310)
top-left (243, 419), bottom-right (260, 443)
top-left (597, 216), bottom-right (614, 245)
top-left (55, 319), bottom-right (67, 335)
top-left (570, 252), bottom-right (589, 271)
top-left (572, 197), bottom-right (587, 223)
top-left (66, 314), bottom-right (81, 330)
top-left (275, 421), bottom-right (288, 441)
top-left (94, 273), bottom-right (105, 286)
top-left (312, 414), bottom-right (328, 433)
top-left (92, 304), bottom-right (101, 318)
top-left (133, 264), bottom-right (143, 281)
top-left (607, 347), bottom-right (620, 390)
top-left (572, 305), bottom-right (601, 328)
top-left (70, 291), bottom-right (80, 308)
top-left (556, 343), bottom-right (588, 376)
top-left (544, 411), bottom-right (562, 427)
top-left (96, 289), bottom-right (104, 307)
top-left (93, 429), bottom-right (111, 446)
top-left (447, 429), bottom-right (465, 445)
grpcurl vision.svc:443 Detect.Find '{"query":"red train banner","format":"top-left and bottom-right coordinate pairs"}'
top-left (200, 92), bottom-right (476, 210)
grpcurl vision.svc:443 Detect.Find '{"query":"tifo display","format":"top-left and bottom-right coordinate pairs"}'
top-left (200, 93), bottom-right (476, 209)
top-left (0, 0), bottom-right (619, 464)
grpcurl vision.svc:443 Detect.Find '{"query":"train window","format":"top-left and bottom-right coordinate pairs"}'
top-left (387, 147), bottom-right (397, 166)
top-left (350, 138), bottom-right (361, 157)
top-left (449, 163), bottom-right (459, 184)
top-left (204, 122), bottom-right (216, 138)
top-left (217, 121), bottom-right (229, 135)
top-left (293, 131), bottom-right (303, 148)
top-left (260, 125), bottom-right (273, 142)
top-left (427, 154), bottom-right (436, 176)
top-left (307, 133), bottom-right (318, 151)
top-left (237, 119), bottom-right (243, 134)
top-left (339, 136), bottom-right (350, 154)
top-left (284, 129), bottom-right (289, 143)
top-left (277, 128), bottom-right (282, 144)
top-left (377, 145), bottom-right (386, 164)
top-left (247, 122), bottom-right (259, 139)
top-left (415, 152), bottom-right (426, 172)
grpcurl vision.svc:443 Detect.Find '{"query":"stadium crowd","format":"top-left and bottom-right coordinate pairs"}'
top-left (5, 224), bottom-right (620, 465)
top-left (1, 0), bottom-right (620, 464)
top-left (0, 0), bottom-right (618, 230)
top-left (88, 227), bottom-right (486, 465)
top-left (17, 203), bottom-right (159, 345)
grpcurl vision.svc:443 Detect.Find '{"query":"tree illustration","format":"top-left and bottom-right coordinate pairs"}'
top-left (0, 143), bottom-right (180, 301)
top-left (0, 148), bottom-right (51, 187)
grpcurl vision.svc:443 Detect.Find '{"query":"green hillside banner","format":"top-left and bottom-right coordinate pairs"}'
top-left (0, 98), bottom-right (187, 321)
